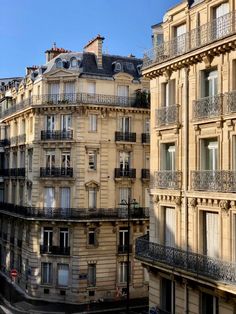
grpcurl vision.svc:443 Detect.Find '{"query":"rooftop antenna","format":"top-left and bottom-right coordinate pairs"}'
top-left (53, 42), bottom-right (57, 49)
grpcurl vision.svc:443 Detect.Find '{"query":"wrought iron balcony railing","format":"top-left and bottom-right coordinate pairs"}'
top-left (18, 134), bottom-right (26, 144)
top-left (191, 170), bottom-right (236, 192)
top-left (141, 169), bottom-right (150, 180)
top-left (41, 130), bottom-right (73, 140)
top-left (0, 93), bottom-right (150, 119)
top-left (117, 244), bottom-right (132, 254)
top-left (40, 245), bottom-right (70, 255)
top-left (40, 167), bottom-right (73, 178)
top-left (1, 168), bottom-right (26, 177)
top-left (224, 90), bottom-right (236, 114)
top-left (0, 139), bottom-right (10, 146)
top-left (153, 171), bottom-right (182, 189)
top-left (141, 133), bottom-right (150, 143)
top-left (114, 168), bottom-right (136, 179)
top-left (193, 94), bottom-right (223, 120)
top-left (115, 131), bottom-right (136, 142)
top-left (0, 202), bottom-right (149, 220)
top-left (156, 105), bottom-right (179, 127)
top-left (143, 11), bottom-right (236, 68)
top-left (136, 235), bottom-right (236, 284)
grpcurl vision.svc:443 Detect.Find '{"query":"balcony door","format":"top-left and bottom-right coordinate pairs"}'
top-left (60, 228), bottom-right (69, 250)
top-left (165, 207), bottom-right (176, 247)
top-left (46, 115), bottom-right (55, 132)
top-left (46, 151), bottom-right (55, 175)
top-left (44, 187), bottom-right (55, 210)
top-left (175, 23), bottom-right (186, 54)
top-left (120, 152), bottom-right (130, 172)
top-left (117, 85), bottom-right (129, 105)
top-left (49, 83), bottom-right (59, 103)
top-left (61, 115), bottom-right (71, 131)
top-left (42, 227), bottom-right (53, 252)
top-left (214, 2), bottom-right (230, 39)
top-left (64, 82), bottom-right (75, 101)
top-left (204, 212), bottom-right (219, 258)
top-left (162, 143), bottom-right (176, 171)
top-left (60, 187), bottom-right (70, 216)
top-left (119, 228), bottom-right (129, 252)
top-left (201, 139), bottom-right (218, 171)
top-left (61, 152), bottom-right (70, 170)
top-left (203, 70), bottom-right (218, 98)
top-left (119, 117), bottom-right (131, 133)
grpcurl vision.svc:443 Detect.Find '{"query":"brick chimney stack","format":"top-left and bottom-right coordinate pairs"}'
top-left (45, 43), bottom-right (71, 63)
top-left (84, 35), bottom-right (104, 69)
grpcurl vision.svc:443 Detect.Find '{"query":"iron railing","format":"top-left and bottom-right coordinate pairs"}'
top-left (41, 130), bottom-right (73, 140)
top-left (0, 93), bottom-right (150, 119)
top-left (193, 94), bottom-right (223, 120)
top-left (136, 235), bottom-right (236, 284)
top-left (156, 105), bottom-right (179, 127)
top-left (191, 170), bottom-right (236, 192)
top-left (0, 202), bottom-right (149, 220)
top-left (117, 244), bottom-right (132, 254)
top-left (143, 11), bottom-right (236, 68)
top-left (1, 168), bottom-right (25, 177)
top-left (18, 134), bottom-right (26, 144)
top-left (40, 245), bottom-right (70, 255)
top-left (141, 169), bottom-right (150, 180)
top-left (0, 139), bottom-right (10, 146)
top-left (114, 168), bottom-right (136, 179)
top-left (153, 171), bottom-right (182, 189)
top-left (224, 90), bottom-right (236, 114)
top-left (115, 132), bottom-right (136, 142)
top-left (141, 133), bottom-right (150, 143)
top-left (40, 167), bottom-right (73, 178)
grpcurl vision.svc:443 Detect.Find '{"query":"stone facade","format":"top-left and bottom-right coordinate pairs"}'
top-left (0, 36), bottom-right (150, 303)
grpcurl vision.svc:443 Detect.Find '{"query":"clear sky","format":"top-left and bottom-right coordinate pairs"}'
top-left (0, 0), bottom-right (179, 78)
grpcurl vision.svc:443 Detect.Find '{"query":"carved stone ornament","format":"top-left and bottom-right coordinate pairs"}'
top-left (219, 200), bottom-right (230, 214)
top-left (154, 195), bottom-right (160, 204)
top-left (175, 196), bottom-right (181, 206)
top-left (190, 198), bottom-right (197, 208)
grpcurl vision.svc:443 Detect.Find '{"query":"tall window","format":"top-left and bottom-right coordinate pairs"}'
top-left (203, 212), bottom-right (219, 258)
top-left (60, 228), bottom-right (69, 249)
top-left (88, 264), bottom-right (96, 286)
top-left (202, 70), bottom-right (218, 98)
top-left (175, 23), bottom-right (186, 54)
top-left (28, 149), bottom-right (33, 172)
top-left (41, 262), bottom-right (52, 284)
top-left (46, 115), bottom-right (55, 132)
top-left (44, 187), bottom-right (55, 208)
top-left (213, 2), bottom-right (229, 39)
top-left (88, 188), bottom-right (97, 209)
top-left (201, 292), bottom-right (219, 314)
top-left (42, 227), bottom-right (53, 251)
top-left (49, 83), bottom-right (59, 95)
top-left (61, 152), bottom-right (70, 169)
top-left (162, 79), bottom-right (176, 107)
top-left (61, 115), bottom-right (71, 131)
top-left (165, 207), bottom-right (176, 247)
top-left (88, 82), bottom-right (96, 94)
top-left (12, 152), bottom-right (17, 168)
top-left (64, 82), bottom-right (75, 95)
top-left (89, 114), bottom-right (97, 132)
top-left (19, 185), bottom-right (24, 206)
top-left (161, 278), bottom-right (175, 313)
top-left (119, 261), bottom-right (131, 284)
top-left (201, 139), bottom-right (218, 171)
top-left (46, 151), bottom-right (55, 170)
top-left (119, 152), bottom-right (131, 172)
top-left (88, 150), bottom-right (97, 170)
top-left (119, 188), bottom-right (131, 205)
top-left (58, 264), bottom-right (69, 286)
top-left (144, 118), bottom-right (150, 134)
top-left (88, 228), bottom-right (96, 245)
top-left (119, 228), bottom-right (129, 252)
top-left (119, 117), bottom-right (131, 133)
top-left (117, 85), bottom-right (129, 98)
top-left (60, 187), bottom-right (70, 215)
top-left (161, 143), bottom-right (176, 171)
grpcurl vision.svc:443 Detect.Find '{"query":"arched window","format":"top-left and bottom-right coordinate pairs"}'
top-left (115, 62), bottom-right (122, 72)
top-left (55, 58), bottom-right (62, 68)
top-left (70, 58), bottom-right (77, 68)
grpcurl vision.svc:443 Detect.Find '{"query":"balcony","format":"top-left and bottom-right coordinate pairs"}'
top-left (115, 132), bottom-right (136, 142)
top-left (40, 167), bottom-right (73, 178)
top-left (117, 244), bottom-right (132, 254)
top-left (153, 171), bottom-right (182, 189)
top-left (156, 105), bottom-right (179, 128)
top-left (0, 93), bottom-right (150, 119)
top-left (143, 11), bottom-right (236, 68)
top-left (141, 169), bottom-right (150, 180)
top-left (193, 94), bottom-right (223, 121)
top-left (136, 235), bottom-right (236, 284)
top-left (0, 139), bottom-right (10, 146)
top-left (1, 168), bottom-right (26, 177)
top-left (191, 170), bottom-right (236, 192)
top-left (40, 245), bottom-right (70, 255)
top-left (224, 90), bottom-right (236, 114)
top-left (141, 133), bottom-right (150, 144)
top-left (0, 202), bottom-right (149, 220)
top-left (114, 168), bottom-right (136, 179)
top-left (41, 130), bottom-right (73, 141)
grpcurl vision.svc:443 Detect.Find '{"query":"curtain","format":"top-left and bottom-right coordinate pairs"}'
top-left (165, 207), bottom-right (176, 247)
top-left (44, 188), bottom-right (55, 208)
top-left (206, 212), bottom-right (219, 258)
top-left (58, 264), bottom-right (69, 286)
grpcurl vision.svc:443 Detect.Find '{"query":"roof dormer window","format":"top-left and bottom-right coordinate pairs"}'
top-left (70, 57), bottom-right (77, 68)
top-left (55, 58), bottom-right (62, 68)
top-left (115, 62), bottom-right (122, 72)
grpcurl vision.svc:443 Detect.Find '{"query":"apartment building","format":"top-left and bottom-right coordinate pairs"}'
top-left (136, 0), bottom-right (236, 313)
top-left (0, 35), bottom-right (150, 303)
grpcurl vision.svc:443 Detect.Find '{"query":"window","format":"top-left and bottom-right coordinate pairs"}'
top-left (201, 139), bottom-right (218, 171)
top-left (115, 62), bottom-right (122, 72)
top-left (19, 185), bottom-right (24, 206)
top-left (213, 2), bottom-right (230, 40)
top-left (61, 152), bottom-right (70, 169)
top-left (161, 278), bottom-right (175, 313)
top-left (117, 85), bottom-right (129, 105)
top-left (20, 150), bottom-right (25, 168)
top-left (64, 83), bottom-right (75, 101)
top-left (29, 117), bottom-right (33, 134)
top-left (119, 152), bottom-right (131, 172)
top-left (46, 115), bottom-right (55, 132)
top-left (12, 183), bottom-right (16, 204)
top-left (202, 70), bottom-right (218, 98)
top-left (119, 116), bottom-right (131, 132)
top-left (88, 150), bottom-right (97, 170)
top-left (165, 207), bottom-right (176, 247)
top-left (88, 228), bottom-right (96, 245)
top-left (88, 264), bottom-right (96, 286)
top-left (89, 114), bottom-right (97, 132)
top-left (12, 152), bottom-right (17, 168)
top-left (201, 292), bottom-right (218, 314)
top-left (119, 188), bottom-right (131, 205)
top-left (27, 186), bottom-right (32, 206)
top-left (44, 187), bottom-right (55, 208)
top-left (55, 58), bottom-right (62, 68)
top-left (162, 79), bottom-right (176, 107)
top-left (28, 149), bottom-right (33, 172)
top-left (60, 187), bottom-right (71, 215)
top-left (88, 82), bottom-right (96, 94)
top-left (144, 118), bottom-right (150, 134)
top-left (46, 150), bottom-right (55, 169)
top-left (119, 262), bottom-right (131, 284)
top-left (58, 264), bottom-right (69, 286)
top-left (175, 23), bottom-right (186, 54)
top-left (70, 58), bottom-right (77, 67)
top-left (119, 228), bottom-right (129, 253)
top-left (88, 188), bottom-right (97, 209)
top-left (41, 262), bottom-right (52, 284)
top-left (42, 227), bottom-right (53, 252)
top-left (203, 212), bottom-right (219, 258)
top-left (61, 115), bottom-right (71, 131)
top-left (60, 228), bottom-right (69, 249)
top-left (49, 83), bottom-right (59, 96)
top-left (145, 188), bottom-right (150, 208)
top-left (161, 143), bottom-right (176, 171)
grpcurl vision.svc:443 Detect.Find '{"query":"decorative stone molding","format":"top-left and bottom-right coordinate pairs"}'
top-left (190, 198), bottom-right (197, 208)
top-left (219, 200), bottom-right (230, 215)
top-left (154, 195), bottom-right (160, 204)
top-left (175, 196), bottom-right (181, 206)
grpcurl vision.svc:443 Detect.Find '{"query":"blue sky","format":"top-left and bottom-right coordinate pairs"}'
top-left (0, 0), bottom-right (178, 78)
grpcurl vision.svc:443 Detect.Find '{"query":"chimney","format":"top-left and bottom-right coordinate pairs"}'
top-left (26, 66), bottom-right (38, 76)
top-left (45, 43), bottom-right (71, 63)
top-left (84, 35), bottom-right (104, 69)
